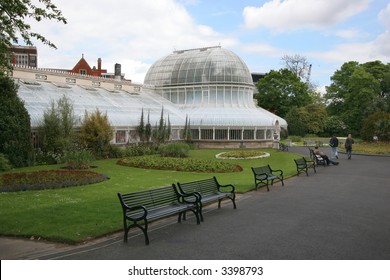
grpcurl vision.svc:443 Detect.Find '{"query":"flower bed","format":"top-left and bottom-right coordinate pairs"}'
top-left (216, 150), bottom-right (270, 159)
top-left (117, 155), bottom-right (243, 173)
top-left (0, 170), bottom-right (109, 192)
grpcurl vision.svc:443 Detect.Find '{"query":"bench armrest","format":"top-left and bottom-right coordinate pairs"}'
top-left (122, 205), bottom-right (148, 221)
top-left (179, 191), bottom-right (201, 204)
top-left (270, 168), bottom-right (283, 176)
top-left (218, 183), bottom-right (235, 193)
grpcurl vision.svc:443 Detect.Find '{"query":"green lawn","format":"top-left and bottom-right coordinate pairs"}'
top-left (0, 148), bottom-right (302, 243)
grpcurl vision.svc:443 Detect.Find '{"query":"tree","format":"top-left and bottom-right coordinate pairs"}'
top-left (39, 95), bottom-right (77, 159)
top-left (281, 54), bottom-right (311, 82)
top-left (325, 61), bottom-right (386, 136)
top-left (136, 108), bottom-right (145, 142)
top-left (0, 0), bottom-right (67, 71)
top-left (284, 107), bottom-right (309, 136)
top-left (304, 104), bottom-right (327, 134)
top-left (79, 109), bottom-right (113, 158)
top-left (361, 112), bottom-right (390, 141)
top-left (255, 68), bottom-right (312, 118)
top-left (0, 76), bottom-right (33, 167)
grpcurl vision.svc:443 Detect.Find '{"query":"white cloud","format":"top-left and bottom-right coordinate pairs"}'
top-left (243, 0), bottom-right (371, 31)
top-left (241, 43), bottom-right (285, 57)
top-left (378, 2), bottom-right (390, 28)
top-left (28, 0), bottom-right (230, 83)
top-left (310, 3), bottom-right (390, 64)
top-left (334, 29), bottom-right (361, 39)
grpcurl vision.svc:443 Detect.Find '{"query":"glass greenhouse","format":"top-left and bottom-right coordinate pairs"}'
top-left (14, 46), bottom-right (287, 148)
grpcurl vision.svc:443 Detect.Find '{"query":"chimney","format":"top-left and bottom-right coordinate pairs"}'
top-left (97, 58), bottom-right (102, 71)
top-left (114, 63), bottom-right (121, 80)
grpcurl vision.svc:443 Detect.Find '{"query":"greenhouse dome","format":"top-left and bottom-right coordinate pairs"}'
top-left (143, 46), bottom-right (287, 148)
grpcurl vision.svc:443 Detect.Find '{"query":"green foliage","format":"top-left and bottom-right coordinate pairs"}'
top-left (325, 61), bottom-right (390, 136)
top-left (284, 107), bottom-right (309, 136)
top-left (0, 0), bottom-right (67, 71)
top-left (78, 109), bottom-right (114, 158)
top-left (0, 76), bottom-right (33, 167)
top-left (255, 68), bottom-right (312, 117)
top-left (323, 116), bottom-right (348, 137)
top-left (361, 112), bottom-right (390, 141)
top-left (108, 145), bottom-right (124, 159)
top-left (182, 115), bottom-right (192, 142)
top-left (0, 153), bottom-right (12, 171)
top-left (158, 142), bottom-right (190, 158)
top-left (124, 144), bottom-right (156, 157)
top-left (39, 95), bottom-right (77, 158)
top-left (63, 148), bottom-right (95, 169)
top-left (117, 155), bottom-right (243, 173)
top-left (136, 108), bottom-right (145, 142)
top-left (288, 135), bottom-right (302, 142)
top-left (0, 170), bottom-right (108, 192)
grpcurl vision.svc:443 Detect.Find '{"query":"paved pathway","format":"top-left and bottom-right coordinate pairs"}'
top-left (1, 147), bottom-right (389, 260)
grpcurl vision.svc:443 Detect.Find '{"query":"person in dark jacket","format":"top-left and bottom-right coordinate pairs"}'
top-left (329, 135), bottom-right (339, 159)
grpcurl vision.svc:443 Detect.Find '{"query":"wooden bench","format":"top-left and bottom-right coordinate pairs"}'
top-left (251, 165), bottom-right (284, 191)
top-left (177, 176), bottom-right (236, 222)
top-left (117, 185), bottom-right (200, 245)
top-left (309, 148), bottom-right (326, 167)
top-left (294, 157), bottom-right (316, 176)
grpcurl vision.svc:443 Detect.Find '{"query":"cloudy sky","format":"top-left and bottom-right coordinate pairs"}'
top-left (28, 0), bottom-right (390, 90)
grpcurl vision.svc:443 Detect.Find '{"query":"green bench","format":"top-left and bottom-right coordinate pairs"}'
top-left (177, 176), bottom-right (236, 222)
top-left (294, 157), bottom-right (316, 176)
top-left (118, 185), bottom-right (200, 245)
top-left (251, 165), bottom-right (284, 191)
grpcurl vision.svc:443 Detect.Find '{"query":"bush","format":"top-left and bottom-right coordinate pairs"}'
top-left (0, 153), bottom-right (12, 171)
top-left (117, 155), bottom-right (242, 173)
top-left (158, 142), bottom-right (190, 158)
top-left (109, 145), bottom-right (124, 158)
top-left (78, 109), bottom-right (113, 158)
top-left (289, 135), bottom-right (302, 142)
top-left (63, 149), bottom-right (95, 169)
top-left (361, 112), bottom-right (390, 141)
top-left (124, 144), bottom-right (155, 157)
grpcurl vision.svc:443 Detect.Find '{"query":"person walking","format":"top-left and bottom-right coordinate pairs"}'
top-left (345, 134), bottom-right (354, 159)
top-left (329, 135), bottom-right (339, 159)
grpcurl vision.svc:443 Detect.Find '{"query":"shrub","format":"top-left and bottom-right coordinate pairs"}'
top-left (117, 155), bottom-right (242, 173)
top-left (78, 109), bottom-right (113, 158)
top-left (289, 135), bottom-right (302, 142)
top-left (63, 149), bottom-right (95, 169)
top-left (109, 145), bottom-right (124, 158)
top-left (124, 144), bottom-right (155, 157)
top-left (158, 142), bottom-right (190, 158)
top-left (0, 153), bottom-right (12, 171)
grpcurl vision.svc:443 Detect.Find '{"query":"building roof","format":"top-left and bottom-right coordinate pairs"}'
top-left (15, 79), bottom-right (184, 128)
top-left (144, 46), bottom-right (254, 87)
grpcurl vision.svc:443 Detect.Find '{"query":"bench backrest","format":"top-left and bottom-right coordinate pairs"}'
top-left (252, 165), bottom-right (272, 177)
top-left (118, 185), bottom-right (179, 211)
top-left (178, 177), bottom-right (219, 196)
top-left (294, 158), bottom-right (306, 166)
